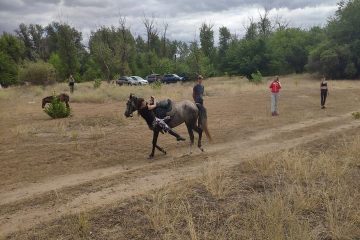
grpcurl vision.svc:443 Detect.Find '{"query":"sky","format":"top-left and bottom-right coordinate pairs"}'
top-left (0, 0), bottom-right (339, 44)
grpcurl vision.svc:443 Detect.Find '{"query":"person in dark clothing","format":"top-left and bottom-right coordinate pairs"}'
top-left (193, 75), bottom-right (206, 127)
top-left (68, 74), bottom-right (75, 93)
top-left (193, 75), bottom-right (204, 105)
top-left (320, 76), bottom-right (329, 109)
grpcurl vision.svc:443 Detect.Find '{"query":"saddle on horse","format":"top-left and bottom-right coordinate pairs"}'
top-left (154, 99), bottom-right (172, 119)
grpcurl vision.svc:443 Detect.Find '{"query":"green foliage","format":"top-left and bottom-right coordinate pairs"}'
top-left (2, 0), bottom-right (359, 87)
top-left (43, 95), bottom-right (71, 119)
top-left (82, 58), bottom-right (102, 81)
top-left (306, 0), bottom-right (360, 79)
top-left (0, 51), bottom-right (18, 86)
top-left (352, 112), bottom-right (360, 119)
top-left (200, 23), bottom-right (216, 62)
top-left (250, 71), bottom-right (263, 84)
top-left (0, 33), bottom-right (25, 63)
top-left (344, 62), bottom-right (357, 78)
top-left (19, 61), bottom-right (56, 85)
top-left (48, 53), bottom-right (62, 80)
top-left (93, 78), bottom-right (102, 88)
top-left (57, 24), bottom-right (81, 79)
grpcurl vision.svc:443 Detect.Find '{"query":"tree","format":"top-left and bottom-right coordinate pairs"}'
top-left (57, 24), bottom-right (82, 80)
top-left (218, 26), bottom-right (231, 73)
top-left (245, 18), bottom-right (258, 40)
top-left (0, 51), bottom-right (18, 86)
top-left (199, 23), bottom-right (215, 62)
top-left (0, 33), bottom-right (25, 63)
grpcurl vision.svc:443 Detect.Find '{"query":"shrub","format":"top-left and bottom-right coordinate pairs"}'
top-left (250, 70), bottom-right (263, 84)
top-left (352, 112), bottom-right (360, 120)
top-left (19, 61), bottom-right (56, 85)
top-left (93, 78), bottom-right (102, 88)
top-left (44, 95), bottom-right (71, 119)
top-left (344, 62), bottom-right (357, 79)
top-left (0, 51), bottom-right (18, 87)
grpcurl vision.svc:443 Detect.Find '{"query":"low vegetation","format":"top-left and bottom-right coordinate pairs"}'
top-left (43, 96), bottom-right (70, 119)
top-left (12, 133), bottom-right (360, 239)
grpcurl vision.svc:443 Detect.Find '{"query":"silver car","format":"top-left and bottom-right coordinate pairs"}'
top-left (131, 76), bottom-right (149, 85)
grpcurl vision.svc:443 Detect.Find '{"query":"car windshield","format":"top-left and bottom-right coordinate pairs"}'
top-left (131, 76), bottom-right (144, 81)
top-left (173, 74), bottom-right (180, 78)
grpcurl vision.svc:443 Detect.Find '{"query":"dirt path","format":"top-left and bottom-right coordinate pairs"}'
top-left (1, 111), bottom-right (359, 237)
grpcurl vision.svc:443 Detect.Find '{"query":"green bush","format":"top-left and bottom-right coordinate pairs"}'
top-left (44, 96), bottom-right (71, 119)
top-left (250, 70), bottom-right (263, 84)
top-left (352, 112), bottom-right (360, 120)
top-left (19, 61), bottom-right (56, 85)
top-left (93, 78), bottom-right (102, 88)
top-left (0, 51), bottom-right (18, 87)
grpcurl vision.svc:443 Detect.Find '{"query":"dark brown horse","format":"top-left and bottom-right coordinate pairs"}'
top-left (124, 94), bottom-right (211, 158)
top-left (42, 93), bottom-right (70, 108)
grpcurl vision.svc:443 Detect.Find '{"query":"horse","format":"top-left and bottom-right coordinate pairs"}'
top-left (42, 93), bottom-right (70, 109)
top-left (124, 94), bottom-right (212, 158)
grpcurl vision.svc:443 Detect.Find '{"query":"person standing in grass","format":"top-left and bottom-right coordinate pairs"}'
top-left (68, 74), bottom-right (75, 94)
top-left (269, 76), bottom-right (282, 116)
top-left (320, 76), bottom-right (329, 109)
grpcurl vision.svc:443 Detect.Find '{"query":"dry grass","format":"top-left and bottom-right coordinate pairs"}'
top-left (128, 135), bottom-right (359, 239)
top-left (6, 132), bottom-right (360, 240)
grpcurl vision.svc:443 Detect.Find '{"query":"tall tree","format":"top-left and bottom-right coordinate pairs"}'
top-left (199, 23), bottom-right (215, 61)
top-left (218, 26), bottom-right (231, 72)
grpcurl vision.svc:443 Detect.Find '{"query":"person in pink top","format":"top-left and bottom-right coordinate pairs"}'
top-left (269, 76), bottom-right (282, 116)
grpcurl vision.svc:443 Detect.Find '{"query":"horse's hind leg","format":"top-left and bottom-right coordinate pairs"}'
top-left (193, 126), bottom-right (204, 152)
top-left (186, 124), bottom-right (195, 154)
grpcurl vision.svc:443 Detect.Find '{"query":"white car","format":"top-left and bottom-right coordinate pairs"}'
top-left (130, 76), bottom-right (149, 85)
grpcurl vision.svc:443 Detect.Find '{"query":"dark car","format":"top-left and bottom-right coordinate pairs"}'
top-left (116, 76), bottom-right (139, 86)
top-left (146, 74), bottom-right (162, 83)
top-left (162, 74), bottom-right (184, 84)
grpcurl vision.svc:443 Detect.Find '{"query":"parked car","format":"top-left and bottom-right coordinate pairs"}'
top-left (162, 74), bottom-right (184, 84)
top-left (130, 76), bottom-right (148, 85)
top-left (146, 74), bottom-right (162, 83)
top-left (116, 76), bottom-right (139, 86)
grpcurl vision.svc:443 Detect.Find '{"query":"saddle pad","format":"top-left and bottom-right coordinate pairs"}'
top-left (155, 99), bottom-right (172, 118)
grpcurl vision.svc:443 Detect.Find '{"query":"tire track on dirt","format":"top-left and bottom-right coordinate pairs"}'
top-left (1, 112), bottom-right (359, 237)
top-left (0, 112), bottom-right (350, 206)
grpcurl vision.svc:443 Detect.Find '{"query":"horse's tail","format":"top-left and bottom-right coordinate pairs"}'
top-left (199, 105), bottom-right (212, 142)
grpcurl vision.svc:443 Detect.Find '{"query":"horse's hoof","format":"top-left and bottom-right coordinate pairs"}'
top-left (148, 155), bottom-right (154, 159)
top-left (163, 151), bottom-right (167, 155)
top-left (199, 148), bottom-right (204, 152)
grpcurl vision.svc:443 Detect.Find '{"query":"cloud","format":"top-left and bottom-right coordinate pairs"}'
top-left (0, 0), bottom-right (338, 44)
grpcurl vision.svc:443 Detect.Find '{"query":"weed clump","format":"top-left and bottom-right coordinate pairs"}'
top-left (44, 95), bottom-right (70, 119)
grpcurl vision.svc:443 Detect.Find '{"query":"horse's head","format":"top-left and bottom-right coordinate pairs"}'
top-left (124, 93), bottom-right (141, 118)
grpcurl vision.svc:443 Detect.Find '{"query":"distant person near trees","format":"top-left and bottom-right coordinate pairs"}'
top-left (320, 76), bottom-right (329, 109)
top-left (269, 76), bottom-right (282, 116)
top-left (68, 74), bottom-right (75, 93)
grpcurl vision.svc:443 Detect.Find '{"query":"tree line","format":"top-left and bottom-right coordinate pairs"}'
top-left (0, 0), bottom-right (359, 87)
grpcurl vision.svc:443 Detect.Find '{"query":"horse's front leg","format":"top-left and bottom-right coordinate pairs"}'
top-left (149, 130), bottom-right (159, 159)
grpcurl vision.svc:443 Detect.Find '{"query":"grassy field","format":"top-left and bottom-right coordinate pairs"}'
top-left (1, 74), bottom-right (360, 239)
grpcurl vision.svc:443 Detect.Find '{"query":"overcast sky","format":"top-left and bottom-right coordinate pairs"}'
top-left (0, 0), bottom-right (339, 44)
